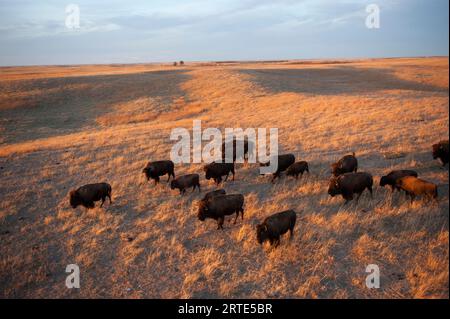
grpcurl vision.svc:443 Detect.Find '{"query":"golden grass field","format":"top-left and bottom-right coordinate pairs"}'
top-left (0, 57), bottom-right (448, 298)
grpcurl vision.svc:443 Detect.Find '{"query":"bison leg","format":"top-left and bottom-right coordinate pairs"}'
top-left (231, 168), bottom-right (235, 181)
top-left (217, 217), bottom-right (224, 230)
top-left (100, 197), bottom-right (105, 208)
top-left (433, 193), bottom-right (439, 205)
top-left (233, 211), bottom-right (239, 224)
top-left (271, 173), bottom-right (279, 184)
top-left (240, 207), bottom-right (244, 220)
top-left (274, 237), bottom-right (280, 248)
top-left (108, 193), bottom-right (112, 204)
top-left (166, 173), bottom-right (171, 182)
top-left (368, 186), bottom-right (373, 198)
top-left (196, 183), bottom-right (201, 192)
top-left (342, 191), bottom-right (353, 204)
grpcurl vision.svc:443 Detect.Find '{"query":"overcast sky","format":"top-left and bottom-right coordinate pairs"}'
top-left (0, 0), bottom-right (448, 66)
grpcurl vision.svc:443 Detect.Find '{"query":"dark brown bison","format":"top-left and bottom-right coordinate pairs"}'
top-left (331, 152), bottom-right (358, 176)
top-left (328, 172), bottom-right (373, 204)
top-left (170, 174), bottom-right (200, 195)
top-left (380, 170), bottom-right (418, 192)
top-left (201, 189), bottom-right (226, 202)
top-left (221, 138), bottom-right (254, 163)
top-left (432, 140), bottom-right (449, 166)
top-left (395, 176), bottom-right (438, 203)
top-left (197, 194), bottom-right (244, 230)
top-left (256, 210), bottom-right (297, 248)
top-left (286, 161), bottom-right (309, 179)
top-left (260, 153), bottom-right (295, 183)
top-left (69, 183), bottom-right (112, 209)
top-left (142, 160), bottom-right (175, 185)
top-left (204, 162), bottom-right (235, 185)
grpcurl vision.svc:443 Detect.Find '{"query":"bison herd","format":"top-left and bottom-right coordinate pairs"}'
top-left (69, 139), bottom-right (448, 248)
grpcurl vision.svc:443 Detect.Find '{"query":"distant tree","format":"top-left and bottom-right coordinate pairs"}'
top-left (179, 60), bottom-right (184, 66)
top-left (173, 62), bottom-right (178, 66)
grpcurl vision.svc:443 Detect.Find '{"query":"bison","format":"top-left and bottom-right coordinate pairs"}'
top-left (328, 172), bottom-right (373, 204)
top-left (201, 189), bottom-right (226, 202)
top-left (395, 176), bottom-right (438, 203)
top-left (142, 160), bottom-right (175, 185)
top-left (380, 170), bottom-right (418, 192)
top-left (331, 152), bottom-right (358, 176)
top-left (256, 210), bottom-right (297, 248)
top-left (260, 153), bottom-right (295, 183)
top-left (197, 194), bottom-right (244, 230)
top-left (204, 162), bottom-right (235, 185)
top-left (432, 140), bottom-right (449, 167)
top-left (286, 161), bottom-right (309, 180)
top-left (170, 174), bottom-right (200, 195)
top-left (69, 183), bottom-right (112, 209)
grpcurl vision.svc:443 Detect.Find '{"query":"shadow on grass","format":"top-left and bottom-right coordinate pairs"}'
top-left (240, 66), bottom-right (449, 96)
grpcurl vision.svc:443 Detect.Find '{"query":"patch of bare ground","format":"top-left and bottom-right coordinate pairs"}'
top-left (0, 57), bottom-right (448, 298)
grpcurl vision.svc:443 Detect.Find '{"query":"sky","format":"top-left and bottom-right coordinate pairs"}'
top-left (0, 0), bottom-right (448, 66)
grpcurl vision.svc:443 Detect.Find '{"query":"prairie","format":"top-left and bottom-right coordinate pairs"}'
top-left (0, 57), bottom-right (448, 298)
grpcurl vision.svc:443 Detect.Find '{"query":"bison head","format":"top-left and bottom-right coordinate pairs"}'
top-left (69, 190), bottom-right (81, 208)
top-left (256, 224), bottom-right (269, 244)
top-left (328, 178), bottom-right (341, 197)
top-left (432, 143), bottom-right (442, 159)
top-left (142, 166), bottom-right (153, 179)
top-left (379, 176), bottom-right (388, 187)
top-left (170, 180), bottom-right (178, 190)
top-left (331, 163), bottom-right (342, 176)
top-left (197, 202), bottom-right (208, 221)
top-left (205, 169), bottom-right (212, 180)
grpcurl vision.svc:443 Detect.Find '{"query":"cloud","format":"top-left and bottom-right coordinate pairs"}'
top-left (0, 0), bottom-right (447, 65)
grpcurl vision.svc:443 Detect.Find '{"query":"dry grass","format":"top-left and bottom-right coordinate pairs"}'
top-left (0, 57), bottom-right (448, 298)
